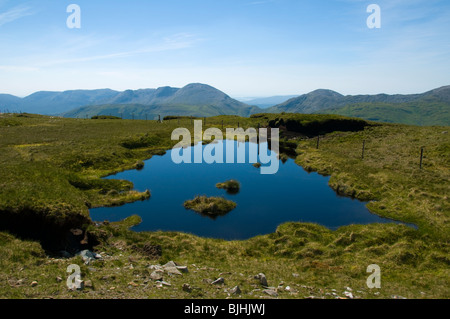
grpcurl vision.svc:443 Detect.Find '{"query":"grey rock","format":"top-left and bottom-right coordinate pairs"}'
top-left (229, 286), bottom-right (241, 295)
top-left (84, 280), bottom-right (93, 288)
top-left (148, 264), bottom-right (162, 270)
top-left (255, 273), bottom-right (268, 287)
top-left (150, 270), bottom-right (164, 281)
top-left (76, 250), bottom-right (97, 265)
top-left (163, 261), bottom-right (177, 268)
top-left (263, 289), bottom-right (278, 297)
top-left (165, 267), bottom-right (183, 276)
top-left (162, 261), bottom-right (185, 275)
top-left (203, 279), bottom-right (213, 284)
top-left (211, 277), bottom-right (225, 285)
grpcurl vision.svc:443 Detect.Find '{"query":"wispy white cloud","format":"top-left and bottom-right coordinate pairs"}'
top-left (36, 32), bottom-right (200, 67)
top-left (0, 4), bottom-right (34, 27)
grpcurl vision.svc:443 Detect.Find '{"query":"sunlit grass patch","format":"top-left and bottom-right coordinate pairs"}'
top-left (13, 143), bottom-right (51, 148)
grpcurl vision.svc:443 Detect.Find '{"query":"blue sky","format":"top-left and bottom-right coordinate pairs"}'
top-left (0, 0), bottom-right (449, 97)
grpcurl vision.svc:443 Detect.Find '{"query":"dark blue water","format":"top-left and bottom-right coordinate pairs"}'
top-left (90, 141), bottom-right (398, 240)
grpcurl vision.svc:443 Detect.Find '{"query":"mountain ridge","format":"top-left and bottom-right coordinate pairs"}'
top-left (268, 86), bottom-right (450, 113)
top-left (63, 83), bottom-right (260, 119)
top-left (1, 85), bottom-right (448, 126)
top-left (267, 86), bottom-right (450, 126)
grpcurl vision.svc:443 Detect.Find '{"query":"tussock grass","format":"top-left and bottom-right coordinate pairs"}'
top-left (1, 218), bottom-right (448, 299)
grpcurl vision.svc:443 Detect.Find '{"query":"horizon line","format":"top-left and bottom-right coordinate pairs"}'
top-left (2, 83), bottom-right (449, 99)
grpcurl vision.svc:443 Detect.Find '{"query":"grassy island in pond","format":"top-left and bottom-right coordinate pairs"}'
top-left (183, 196), bottom-right (237, 218)
top-left (215, 180), bottom-right (241, 194)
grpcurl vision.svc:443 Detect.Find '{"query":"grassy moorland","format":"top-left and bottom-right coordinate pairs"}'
top-left (0, 112), bottom-right (448, 299)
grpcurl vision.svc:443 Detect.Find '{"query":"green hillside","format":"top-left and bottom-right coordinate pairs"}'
top-left (64, 102), bottom-right (257, 120)
top-left (321, 101), bottom-right (450, 126)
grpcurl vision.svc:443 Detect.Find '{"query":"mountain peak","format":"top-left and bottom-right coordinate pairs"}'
top-left (308, 89), bottom-right (343, 97)
top-left (271, 89), bottom-right (345, 113)
top-left (182, 83), bottom-right (216, 90)
top-left (167, 83), bottom-right (230, 105)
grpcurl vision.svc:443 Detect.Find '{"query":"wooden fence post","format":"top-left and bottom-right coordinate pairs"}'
top-left (420, 147), bottom-right (424, 169)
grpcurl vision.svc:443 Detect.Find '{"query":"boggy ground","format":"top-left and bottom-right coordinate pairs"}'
top-left (0, 113), bottom-right (448, 299)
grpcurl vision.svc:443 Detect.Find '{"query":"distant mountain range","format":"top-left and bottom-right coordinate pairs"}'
top-left (267, 86), bottom-right (450, 126)
top-left (0, 84), bottom-right (259, 119)
top-left (0, 84), bottom-right (448, 126)
top-left (0, 89), bottom-right (119, 115)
